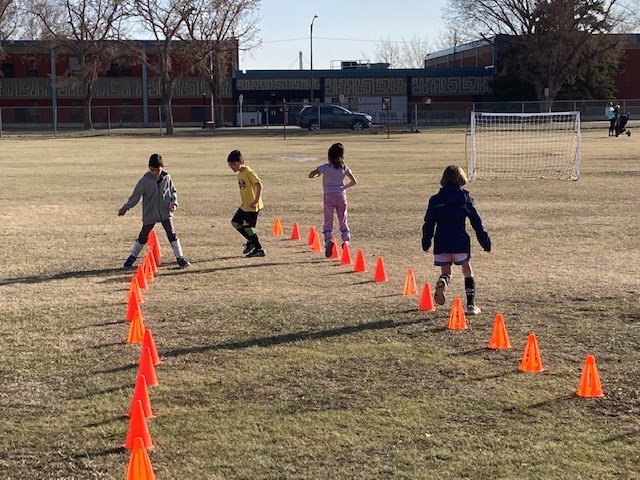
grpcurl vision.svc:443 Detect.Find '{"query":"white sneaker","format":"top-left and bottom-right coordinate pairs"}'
top-left (466, 305), bottom-right (481, 315)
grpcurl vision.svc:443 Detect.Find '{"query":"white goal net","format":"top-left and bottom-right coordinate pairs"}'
top-left (468, 111), bottom-right (581, 180)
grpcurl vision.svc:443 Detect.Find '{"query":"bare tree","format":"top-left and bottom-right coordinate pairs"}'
top-left (444, 0), bottom-right (633, 105)
top-left (374, 35), bottom-right (429, 68)
top-left (182, 0), bottom-right (260, 127)
top-left (0, 0), bottom-right (22, 62)
top-left (25, 0), bottom-right (131, 128)
top-left (132, 0), bottom-right (197, 134)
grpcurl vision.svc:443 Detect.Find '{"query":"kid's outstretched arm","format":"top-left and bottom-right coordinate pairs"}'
top-left (309, 168), bottom-right (320, 178)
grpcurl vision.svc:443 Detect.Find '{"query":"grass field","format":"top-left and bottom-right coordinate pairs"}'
top-left (1, 127), bottom-right (639, 479)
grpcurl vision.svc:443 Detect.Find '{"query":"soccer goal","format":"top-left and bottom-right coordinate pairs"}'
top-left (468, 111), bottom-right (581, 181)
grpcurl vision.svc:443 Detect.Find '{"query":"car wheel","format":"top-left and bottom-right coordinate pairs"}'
top-left (309, 121), bottom-right (320, 131)
top-left (352, 120), bottom-right (364, 131)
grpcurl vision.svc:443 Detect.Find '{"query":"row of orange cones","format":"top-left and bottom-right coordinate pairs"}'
top-left (123, 229), bottom-right (163, 479)
top-left (273, 217), bottom-right (605, 398)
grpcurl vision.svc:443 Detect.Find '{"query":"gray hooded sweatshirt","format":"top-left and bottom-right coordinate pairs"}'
top-left (121, 171), bottom-right (178, 224)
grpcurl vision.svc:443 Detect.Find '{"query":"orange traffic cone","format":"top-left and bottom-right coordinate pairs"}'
top-left (290, 222), bottom-right (301, 240)
top-left (125, 436), bottom-right (156, 480)
top-left (353, 249), bottom-right (367, 272)
top-left (576, 354), bottom-right (604, 398)
top-left (488, 313), bottom-right (511, 349)
top-left (418, 283), bottom-right (435, 311)
top-left (148, 229), bottom-right (162, 267)
top-left (127, 310), bottom-right (146, 344)
top-left (448, 297), bottom-right (468, 330)
top-left (143, 256), bottom-right (154, 283)
top-left (136, 265), bottom-right (148, 290)
top-left (402, 268), bottom-right (418, 295)
top-left (373, 257), bottom-right (388, 282)
top-left (307, 227), bottom-right (316, 245)
top-left (128, 374), bottom-right (154, 419)
top-left (142, 328), bottom-right (161, 366)
top-left (146, 250), bottom-right (158, 274)
top-left (124, 400), bottom-right (154, 450)
top-left (330, 239), bottom-right (340, 259)
top-left (519, 333), bottom-right (544, 372)
top-left (311, 230), bottom-right (323, 253)
top-left (340, 243), bottom-right (353, 265)
top-left (272, 217), bottom-right (283, 236)
top-left (128, 276), bottom-right (144, 305)
top-left (138, 347), bottom-right (158, 387)
top-left (125, 292), bottom-right (142, 322)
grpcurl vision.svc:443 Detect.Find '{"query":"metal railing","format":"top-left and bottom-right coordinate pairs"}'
top-left (0, 99), bottom-right (636, 136)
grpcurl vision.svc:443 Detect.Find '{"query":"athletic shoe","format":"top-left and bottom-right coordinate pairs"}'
top-left (243, 242), bottom-right (254, 254)
top-left (325, 239), bottom-right (334, 258)
top-left (124, 255), bottom-right (137, 269)
top-left (466, 305), bottom-right (482, 315)
top-left (177, 257), bottom-right (191, 268)
top-left (246, 248), bottom-right (266, 258)
top-left (434, 278), bottom-right (447, 305)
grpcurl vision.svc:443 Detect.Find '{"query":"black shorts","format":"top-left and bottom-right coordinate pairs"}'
top-left (231, 208), bottom-right (259, 228)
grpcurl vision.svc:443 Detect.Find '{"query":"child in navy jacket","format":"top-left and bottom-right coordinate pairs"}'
top-left (422, 165), bottom-right (490, 315)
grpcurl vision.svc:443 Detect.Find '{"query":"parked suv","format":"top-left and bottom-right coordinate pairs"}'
top-left (297, 104), bottom-right (372, 131)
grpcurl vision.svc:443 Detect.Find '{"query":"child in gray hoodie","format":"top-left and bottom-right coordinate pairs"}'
top-left (118, 153), bottom-right (190, 268)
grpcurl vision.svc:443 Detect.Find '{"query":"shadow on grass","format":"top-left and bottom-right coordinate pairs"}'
top-left (73, 447), bottom-right (125, 459)
top-left (84, 415), bottom-right (126, 429)
top-left (0, 267), bottom-right (126, 286)
top-left (163, 317), bottom-right (425, 358)
top-left (160, 259), bottom-right (326, 276)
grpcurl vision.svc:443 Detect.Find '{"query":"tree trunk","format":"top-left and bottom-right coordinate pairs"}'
top-left (163, 102), bottom-right (174, 134)
top-left (83, 82), bottom-right (94, 130)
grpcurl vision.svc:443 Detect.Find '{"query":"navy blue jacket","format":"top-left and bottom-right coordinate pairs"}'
top-left (422, 184), bottom-right (491, 254)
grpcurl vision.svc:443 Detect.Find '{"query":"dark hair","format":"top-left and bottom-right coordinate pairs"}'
top-left (440, 165), bottom-right (468, 186)
top-left (328, 142), bottom-right (345, 169)
top-left (149, 153), bottom-right (163, 168)
top-left (227, 150), bottom-right (243, 163)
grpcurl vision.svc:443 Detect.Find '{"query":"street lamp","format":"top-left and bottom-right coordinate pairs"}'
top-left (310, 14), bottom-right (318, 104)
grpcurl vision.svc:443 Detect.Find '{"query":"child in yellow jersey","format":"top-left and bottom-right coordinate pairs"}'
top-left (227, 150), bottom-right (265, 257)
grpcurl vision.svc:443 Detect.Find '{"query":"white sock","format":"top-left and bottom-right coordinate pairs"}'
top-left (130, 241), bottom-right (144, 258)
top-left (171, 239), bottom-right (184, 259)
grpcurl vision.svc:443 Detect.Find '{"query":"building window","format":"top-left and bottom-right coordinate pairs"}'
top-left (348, 97), bottom-right (359, 111)
top-left (27, 58), bottom-right (38, 76)
top-left (69, 56), bottom-right (80, 71)
top-left (1, 63), bottom-right (15, 78)
top-left (28, 103), bottom-right (39, 122)
top-left (71, 101), bottom-right (84, 122)
top-left (107, 58), bottom-right (132, 77)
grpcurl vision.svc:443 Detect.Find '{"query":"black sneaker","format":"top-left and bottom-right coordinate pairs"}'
top-left (242, 242), bottom-right (254, 254)
top-left (246, 248), bottom-right (265, 258)
top-left (325, 239), bottom-right (334, 258)
top-left (124, 255), bottom-right (137, 268)
top-left (177, 257), bottom-right (191, 268)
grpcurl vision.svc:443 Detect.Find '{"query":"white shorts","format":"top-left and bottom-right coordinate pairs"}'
top-left (434, 253), bottom-right (470, 266)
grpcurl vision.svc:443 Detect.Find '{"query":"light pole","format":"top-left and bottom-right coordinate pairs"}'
top-left (310, 14), bottom-right (318, 104)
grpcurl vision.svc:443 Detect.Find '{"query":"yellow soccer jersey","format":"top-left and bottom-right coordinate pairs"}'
top-left (237, 166), bottom-right (263, 212)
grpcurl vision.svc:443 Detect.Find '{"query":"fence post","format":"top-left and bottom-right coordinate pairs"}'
top-left (266, 106), bottom-right (269, 129)
top-left (158, 106), bottom-right (163, 136)
top-left (414, 104), bottom-right (418, 131)
top-left (0, 107), bottom-right (3, 138)
top-left (108, 106), bottom-right (111, 136)
top-left (53, 106), bottom-right (57, 137)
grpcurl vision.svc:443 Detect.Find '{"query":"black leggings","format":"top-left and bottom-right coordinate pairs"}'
top-left (609, 118), bottom-right (616, 135)
top-left (137, 219), bottom-right (177, 244)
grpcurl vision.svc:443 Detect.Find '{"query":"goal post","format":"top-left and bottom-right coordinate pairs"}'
top-left (468, 111), bottom-right (581, 181)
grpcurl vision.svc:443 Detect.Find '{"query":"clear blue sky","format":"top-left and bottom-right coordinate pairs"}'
top-left (240, 0), bottom-right (449, 71)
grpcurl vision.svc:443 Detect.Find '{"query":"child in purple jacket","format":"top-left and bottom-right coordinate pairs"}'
top-left (422, 165), bottom-right (490, 315)
top-left (309, 143), bottom-right (357, 257)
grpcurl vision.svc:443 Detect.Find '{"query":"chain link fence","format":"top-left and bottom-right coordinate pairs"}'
top-left (0, 99), bottom-right (637, 136)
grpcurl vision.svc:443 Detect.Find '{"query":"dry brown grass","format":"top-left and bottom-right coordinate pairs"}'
top-left (1, 127), bottom-right (639, 479)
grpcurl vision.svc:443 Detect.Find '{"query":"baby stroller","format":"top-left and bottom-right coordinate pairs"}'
top-left (615, 113), bottom-right (631, 137)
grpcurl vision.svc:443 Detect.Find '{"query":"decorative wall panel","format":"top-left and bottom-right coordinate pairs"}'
top-left (325, 77), bottom-right (405, 96)
top-left (411, 76), bottom-right (491, 95)
top-left (237, 78), bottom-right (315, 91)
